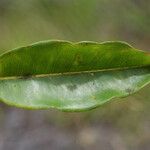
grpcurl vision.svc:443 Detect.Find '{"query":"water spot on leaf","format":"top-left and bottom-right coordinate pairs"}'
top-left (125, 88), bottom-right (134, 94)
top-left (67, 84), bottom-right (77, 91)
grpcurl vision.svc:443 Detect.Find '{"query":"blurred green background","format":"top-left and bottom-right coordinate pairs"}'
top-left (0, 0), bottom-right (150, 150)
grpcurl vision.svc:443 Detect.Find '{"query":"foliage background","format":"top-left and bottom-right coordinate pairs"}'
top-left (0, 0), bottom-right (150, 149)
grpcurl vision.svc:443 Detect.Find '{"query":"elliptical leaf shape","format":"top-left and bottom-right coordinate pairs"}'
top-left (0, 40), bottom-right (150, 111)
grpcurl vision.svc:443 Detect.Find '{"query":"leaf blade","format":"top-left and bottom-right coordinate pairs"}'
top-left (0, 40), bottom-right (150, 111)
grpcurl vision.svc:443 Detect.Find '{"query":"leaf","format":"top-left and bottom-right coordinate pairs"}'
top-left (0, 40), bottom-right (150, 111)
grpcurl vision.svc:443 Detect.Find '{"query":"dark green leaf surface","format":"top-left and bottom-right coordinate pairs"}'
top-left (0, 40), bottom-right (150, 111)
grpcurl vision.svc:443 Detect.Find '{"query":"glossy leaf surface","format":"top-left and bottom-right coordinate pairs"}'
top-left (0, 40), bottom-right (150, 111)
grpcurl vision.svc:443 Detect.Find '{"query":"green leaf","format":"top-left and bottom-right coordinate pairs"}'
top-left (0, 40), bottom-right (150, 111)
